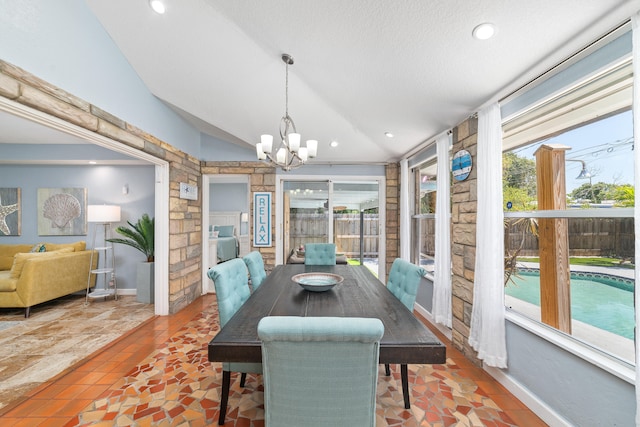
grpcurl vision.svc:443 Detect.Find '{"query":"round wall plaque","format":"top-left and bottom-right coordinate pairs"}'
top-left (452, 149), bottom-right (472, 181)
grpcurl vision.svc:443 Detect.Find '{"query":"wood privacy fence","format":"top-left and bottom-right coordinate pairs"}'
top-left (288, 213), bottom-right (379, 257)
top-left (504, 217), bottom-right (634, 258)
top-left (416, 217), bottom-right (634, 259)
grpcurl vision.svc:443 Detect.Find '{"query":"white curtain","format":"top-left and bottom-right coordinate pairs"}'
top-left (400, 159), bottom-right (411, 260)
top-left (432, 132), bottom-right (452, 327)
top-left (468, 103), bottom-right (507, 368)
top-left (631, 11), bottom-right (640, 426)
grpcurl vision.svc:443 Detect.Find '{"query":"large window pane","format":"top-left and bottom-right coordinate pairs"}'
top-left (502, 61), bottom-right (634, 364)
top-left (504, 215), bottom-right (634, 363)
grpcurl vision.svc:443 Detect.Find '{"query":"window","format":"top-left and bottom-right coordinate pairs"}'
top-left (412, 152), bottom-right (450, 277)
top-left (502, 57), bottom-right (634, 364)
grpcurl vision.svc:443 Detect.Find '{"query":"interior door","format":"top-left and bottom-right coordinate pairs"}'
top-left (283, 191), bottom-right (291, 262)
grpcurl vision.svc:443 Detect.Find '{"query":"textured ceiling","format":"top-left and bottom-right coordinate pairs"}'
top-left (5, 1), bottom-right (639, 166)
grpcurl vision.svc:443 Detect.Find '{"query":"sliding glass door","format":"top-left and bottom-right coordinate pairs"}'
top-left (280, 178), bottom-right (383, 277)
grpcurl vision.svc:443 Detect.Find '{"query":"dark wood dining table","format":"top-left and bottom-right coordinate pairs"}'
top-left (208, 264), bottom-right (447, 406)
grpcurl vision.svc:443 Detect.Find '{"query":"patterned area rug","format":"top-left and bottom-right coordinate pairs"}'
top-left (67, 300), bottom-right (519, 426)
top-left (0, 294), bottom-right (154, 411)
top-left (0, 321), bottom-right (20, 332)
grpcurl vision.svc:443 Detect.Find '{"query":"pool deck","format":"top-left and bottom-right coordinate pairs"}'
top-left (512, 261), bottom-right (634, 363)
top-left (519, 262), bottom-right (635, 280)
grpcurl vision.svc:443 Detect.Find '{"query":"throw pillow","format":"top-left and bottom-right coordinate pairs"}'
top-left (29, 243), bottom-right (46, 253)
top-left (214, 225), bottom-right (235, 237)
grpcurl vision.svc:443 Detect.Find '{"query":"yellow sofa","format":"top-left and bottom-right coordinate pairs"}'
top-left (0, 242), bottom-right (97, 317)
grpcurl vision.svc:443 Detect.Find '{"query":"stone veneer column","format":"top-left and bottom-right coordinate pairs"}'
top-left (450, 116), bottom-right (481, 365)
top-left (0, 60), bottom-right (202, 314)
top-left (385, 163), bottom-right (399, 282)
top-left (200, 162), bottom-right (276, 270)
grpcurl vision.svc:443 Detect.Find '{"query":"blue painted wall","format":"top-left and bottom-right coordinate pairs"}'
top-left (0, 0), bottom-right (201, 155)
top-left (209, 183), bottom-right (248, 213)
top-left (0, 164), bottom-right (155, 291)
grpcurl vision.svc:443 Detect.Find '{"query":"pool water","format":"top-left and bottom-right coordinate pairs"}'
top-left (505, 271), bottom-right (634, 339)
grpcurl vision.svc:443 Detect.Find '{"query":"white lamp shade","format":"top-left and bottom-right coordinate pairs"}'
top-left (276, 147), bottom-right (287, 163)
top-left (298, 146), bottom-right (308, 162)
top-left (261, 134), bottom-right (273, 153)
top-left (241, 212), bottom-right (249, 222)
top-left (256, 143), bottom-right (267, 160)
top-left (306, 139), bottom-right (318, 157)
top-left (87, 205), bottom-right (121, 223)
top-left (288, 133), bottom-right (300, 152)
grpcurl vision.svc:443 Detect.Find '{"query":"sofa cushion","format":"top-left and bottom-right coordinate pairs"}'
top-left (0, 271), bottom-right (16, 292)
top-left (0, 244), bottom-right (33, 271)
top-left (44, 241), bottom-right (86, 252)
top-left (9, 248), bottom-right (73, 279)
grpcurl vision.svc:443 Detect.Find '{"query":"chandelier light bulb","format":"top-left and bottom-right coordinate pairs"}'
top-left (306, 140), bottom-right (318, 157)
top-left (288, 133), bottom-right (300, 152)
top-left (256, 142), bottom-right (266, 160)
top-left (298, 147), bottom-right (308, 162)
top-left (260, 134), bottom-right (273, 153)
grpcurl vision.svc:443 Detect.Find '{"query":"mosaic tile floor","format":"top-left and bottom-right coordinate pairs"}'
top-left (53, 296), bottom-right (546, 427)
top-left (0, 294), bottom-right (154, 412)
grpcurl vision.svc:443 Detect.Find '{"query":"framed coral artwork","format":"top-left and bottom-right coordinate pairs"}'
top-left (37, 188), bottom-right (87, 236)
top-left (0, 188), bottom-right (21, 236)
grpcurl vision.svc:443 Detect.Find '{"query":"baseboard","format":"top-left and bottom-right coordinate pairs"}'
top-left (115, 288), bottom-right (136, 296)
top-left (484, 365), bottom-right (573, 427)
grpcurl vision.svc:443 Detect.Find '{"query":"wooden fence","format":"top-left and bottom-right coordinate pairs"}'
top-left (288, 213), bottom-right (379, 257)
top-left (415, 217), bottom-right (635, 259)
top-left (504, 217), bottom-right (634, 258)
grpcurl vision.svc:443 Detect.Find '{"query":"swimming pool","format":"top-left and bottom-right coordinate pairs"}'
top-left (505, 269), bottom-right (634, 339)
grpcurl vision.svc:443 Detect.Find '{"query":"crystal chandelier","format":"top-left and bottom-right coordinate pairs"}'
top-left (256, 54), bottom-right (317, 171)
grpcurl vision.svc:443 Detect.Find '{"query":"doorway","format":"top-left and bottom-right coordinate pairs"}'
top-left (277, 176), bottom-right (385, 278)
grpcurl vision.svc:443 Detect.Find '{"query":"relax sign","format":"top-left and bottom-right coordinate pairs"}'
top-left (253, 192), bottom-right (271, 247)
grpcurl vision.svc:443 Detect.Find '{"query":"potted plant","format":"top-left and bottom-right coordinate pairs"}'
top-left (107, 213), bottom-right (155, 303)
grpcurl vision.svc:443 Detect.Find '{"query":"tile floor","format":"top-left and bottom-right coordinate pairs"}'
top-left (0, 294), bottom-right (548, 426)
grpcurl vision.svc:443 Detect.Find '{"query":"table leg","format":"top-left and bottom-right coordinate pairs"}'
top-left (219, 370), bottom-right (230, 425)
top-left (401, 364), bottom-right (410, 409)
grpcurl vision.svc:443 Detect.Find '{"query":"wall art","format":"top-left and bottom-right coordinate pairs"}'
top-left (0, 188), bottom-right (21, 236)
top-left (37, 187), bottom-right (87, 236)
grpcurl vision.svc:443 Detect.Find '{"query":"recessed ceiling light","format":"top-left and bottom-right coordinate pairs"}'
top-left (472, 23), bottom-right (496, 40)
top-left (385, 132), bottom-right (394, 138)
top-left (150, 0), bottom-right (166, 14)
top-left (330, 141), bottom-right (339, 148)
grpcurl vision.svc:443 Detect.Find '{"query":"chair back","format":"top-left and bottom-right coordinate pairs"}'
top-left (386, 258), bottom-right (425, 311)
top-left (258, 316), bottom-right (383, 427)
top-left (207, 258), bottom-right (251, 326)
top-left (304, 243), bottom-right (336, 265)
top-left (243, 251), bottom-right (267, 290)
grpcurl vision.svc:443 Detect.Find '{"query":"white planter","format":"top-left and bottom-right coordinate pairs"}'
top-left (136, 262), bottom-right (154, 304)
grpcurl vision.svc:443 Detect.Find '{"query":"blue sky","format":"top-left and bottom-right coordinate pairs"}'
top-left (512, 110), bottom-right (634, 193)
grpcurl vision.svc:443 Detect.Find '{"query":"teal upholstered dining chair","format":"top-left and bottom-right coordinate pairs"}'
top-left (242, 251), bottom-right (267, 291)
top-left (304, 243), bottom-right (336, 265)
top-left (258, 316), bottom-right (384, 427)
top-left (385, 257), bottom-right (426, 409)
top-left (207, 258), bottom-right (262, 425)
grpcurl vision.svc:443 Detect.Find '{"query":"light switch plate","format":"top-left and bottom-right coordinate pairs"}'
top-left (179, 182), bottom-right (198, 200)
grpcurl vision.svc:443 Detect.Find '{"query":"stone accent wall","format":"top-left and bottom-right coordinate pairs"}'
top-left (385, 163), bottom-right (400, 281)
top-left (200, 162), bottom-right (277, 270)
top-left (0, 60), bottom-right (202, 314)
top-left (450, 116), bottom-right (481, 365)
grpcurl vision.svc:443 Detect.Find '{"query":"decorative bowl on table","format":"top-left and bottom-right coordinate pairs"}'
top-left (291, 272), bottom-right (344, 292)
